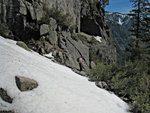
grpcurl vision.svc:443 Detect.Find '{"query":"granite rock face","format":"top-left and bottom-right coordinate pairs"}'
top-left (0, 0), bottom-right (117, 69)
top-left (40, 24), bottom-right (50, 36)
top-left (57, 31), bottom-right (89, 69)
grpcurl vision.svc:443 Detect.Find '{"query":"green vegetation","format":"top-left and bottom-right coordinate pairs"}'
top-left (87, 1), bottom-right (150, 113)
top-left (71, 33), bottom-right (79, 41)
top-left (107, 36), bottom-right (114, 45)
top-left (88, 62), bottom-right (113, 81)
top-left (0, 23), bottom-right (10, 38)
top-left (89, 49), bottom-right (102, 64)
top-left (129, 0), bottom-right (150, 62)
top-left (70, 25), bottom-right (77, 33)
top-left (91, 0), bottom-right (109, 12)
top-left (91, 1), bottom-right (99, 13)
top-left (87, 60), bottom-right (150, 113)
top-left (39, 6), bottom-right (72, 30)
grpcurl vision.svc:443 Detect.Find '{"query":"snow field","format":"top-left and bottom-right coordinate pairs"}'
top-left (0, 36), bottom-right (129, 113)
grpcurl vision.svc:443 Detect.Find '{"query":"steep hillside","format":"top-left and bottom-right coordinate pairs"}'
top-left (106, 12), bottom-right (133, 64)
top-left (0, 36), bottom-right (129, 113)
top-left (0, 0), bottom-right (117, 70)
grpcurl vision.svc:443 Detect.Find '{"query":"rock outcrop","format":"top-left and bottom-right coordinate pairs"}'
top-left (95, 81), bottom-right (109, 90)
top-left (16, 41), bottom-right (31, 51)
top-left (0, 0), bottom-right (117, 69)
top-left (0, 88), bottom-right (13, 103)
top-left (15, 76), bottom-right (38, 91)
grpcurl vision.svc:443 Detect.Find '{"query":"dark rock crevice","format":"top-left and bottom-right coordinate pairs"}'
top-left (80, 16), bottom-right (101, 36)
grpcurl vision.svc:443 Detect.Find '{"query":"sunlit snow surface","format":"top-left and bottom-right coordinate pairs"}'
top-left (118, 18), bottom-right (123, 25)
top-left (0, 36), bottom-right (129, 113)
top-left (94, 36), bottom-right (102, 42)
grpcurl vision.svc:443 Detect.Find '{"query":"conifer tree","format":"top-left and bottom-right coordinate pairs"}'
top-left (129, 0), bottom-right (150, 61)
top-left (99, 0), bottom-right (109, 8)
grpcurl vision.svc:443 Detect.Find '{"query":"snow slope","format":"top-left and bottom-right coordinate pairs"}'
top-left (0, 36), bottom-right (129, 113)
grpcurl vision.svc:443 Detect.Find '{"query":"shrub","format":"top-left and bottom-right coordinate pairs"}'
top-left (0, 23), bottom-right (10, 38)
top-left (39, 5), bottom-right (72, 30)
top-left (71, 33), bottom-right (79, 41)
top-left (91, 1), bottom-right (99, 13)
top-left (88, 62), bottom-right (115, 81)
top-left (70, 25), bottom-right (77, 33)
top-left (87, 59), bottom-right (150, 113)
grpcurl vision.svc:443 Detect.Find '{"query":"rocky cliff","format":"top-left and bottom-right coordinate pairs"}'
top-left (0, 0), bottom-right (117, 70)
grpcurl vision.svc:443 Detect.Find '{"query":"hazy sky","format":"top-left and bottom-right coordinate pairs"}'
top-left (105, 0), bottom-right (132, 14)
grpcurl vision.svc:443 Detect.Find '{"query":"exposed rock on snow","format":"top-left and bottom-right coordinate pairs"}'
top-left (15, 76), bottom-right (38, 92)
top-left (0, 110), bottom-right (14, 113)
top-left (95, 81), bottom-right (109, 90)
top-left (0, 88), bottom-right (13, 104)
top-left (16, 41), bottom-right (30, 51)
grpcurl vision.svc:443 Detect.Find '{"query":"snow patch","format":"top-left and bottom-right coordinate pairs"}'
top-left (94, 36), bottom-right (102, 42)
top-left (118, 18), bottom-right (123, 25)
top-left (0, 36), bottom-right (129, 113)
top-left (43, 52), bottom-right (53, 59)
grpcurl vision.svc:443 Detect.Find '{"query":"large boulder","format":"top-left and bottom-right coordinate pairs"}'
top-left (19, 0), bottom-right (27, 15)
top-left (33, 2), bottom-right (43, 21)
top-left (40, 24), bottom-right (50, 36)
top-left (0, 88), bottom-right (13, 104)
top-left (16, 41), bottom-right (31, 51)
top-left (24, 1), bottom-right (36, 20)
top-left (49, 18), bottom-right (57, 31)
top-left (15, 76), bottom-right (38, 92)
top-left (46, 31), bottom-right (57, 45)
top-left (43, 41), bottom-right (53, 53)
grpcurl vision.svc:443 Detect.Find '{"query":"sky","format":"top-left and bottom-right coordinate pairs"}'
top-left (105, 0), bottom-right (132, 14)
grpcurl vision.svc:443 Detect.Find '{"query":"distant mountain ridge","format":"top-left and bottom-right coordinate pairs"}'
top-left (106, 12), bottom-right (133, 64)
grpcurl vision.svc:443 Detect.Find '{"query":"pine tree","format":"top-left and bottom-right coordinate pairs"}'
top-left (99, 0), bottom-right (109, 8)
top-left (140, 1), bottom-right (150, 62)
top-left (129, 0), bottom-right (150, 61)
